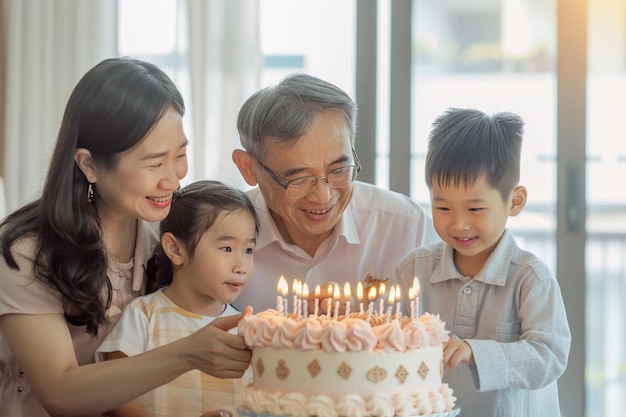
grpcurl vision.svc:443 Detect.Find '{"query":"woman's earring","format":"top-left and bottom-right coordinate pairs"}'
top-left (87, 183), bottom-right (94, 203)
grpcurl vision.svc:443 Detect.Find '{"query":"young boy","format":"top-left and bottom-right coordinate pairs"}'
top-left (96, 180), bottom-right (259, 417)
top-left (392, 108), bottom-right (571, 416)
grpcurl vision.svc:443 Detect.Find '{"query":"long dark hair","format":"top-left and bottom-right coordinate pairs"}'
top-left (0, 58), bottom-right (185, 336)
top-left (147, 180), bottom-right (259, 293)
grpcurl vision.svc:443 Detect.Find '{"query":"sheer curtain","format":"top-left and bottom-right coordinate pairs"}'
top-left (3, 0), bottom-right (117, 212)
top-left (185, 0), bottom-right (261, 188)
top-left (3, 0), bottom-right (261, 213)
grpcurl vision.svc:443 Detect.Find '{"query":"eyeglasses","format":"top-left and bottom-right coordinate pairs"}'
top-left (257, 150), bottom-right (361, 198)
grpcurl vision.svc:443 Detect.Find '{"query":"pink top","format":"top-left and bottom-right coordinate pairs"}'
top-left (0, 220), bottom-right (159, 417)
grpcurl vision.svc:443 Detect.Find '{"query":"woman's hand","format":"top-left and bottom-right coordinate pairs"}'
top-left (183, 306), bottom-right (253, 378)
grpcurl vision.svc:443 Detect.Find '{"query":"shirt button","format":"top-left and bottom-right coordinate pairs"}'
top-left (18, 369), bottom-right (25, 377)
top-left (463, 287), bottom-right (472, 295)
top-left (17, 386), bottom-right (24, 393)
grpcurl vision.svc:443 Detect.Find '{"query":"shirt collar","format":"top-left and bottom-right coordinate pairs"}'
top-left (432, 229), bottom-right (516, 286)
top-left (252, 188), bottom-right (360, 251)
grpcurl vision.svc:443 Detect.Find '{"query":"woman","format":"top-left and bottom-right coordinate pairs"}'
top-left (0, 57), bottom-right (250, 417)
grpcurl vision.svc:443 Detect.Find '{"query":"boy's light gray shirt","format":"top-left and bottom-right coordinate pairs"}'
top-left (392, 229), bottom-right (571, 417)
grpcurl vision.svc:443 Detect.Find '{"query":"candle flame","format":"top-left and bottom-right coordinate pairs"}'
top-left (344, 282), bottom-right (352, 298)
top-left (408, 287), bottom-right (415, 300)
top-left (388, 285), bottom-right (396, 304)
top-left (277, 276), bottom-right (288, 296)
top-left (333, 284), bottom-right (341, 300)
top-left (302, 283), bottom-right (309, 298)
top-left (412, 276), bottom-right (421, 296)
top-left (356, 282), bottom-right (363, 301)
top-left (368, 286), bottom-right (377, 301)
top-left (395, 285), bottom-right (401, 299)
top-left (314, 285), bottom-right (321, 297)
top-left (379, 283), bottom-right (386, 296)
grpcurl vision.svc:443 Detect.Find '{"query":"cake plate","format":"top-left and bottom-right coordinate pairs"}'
top-left (237, 407), bottom-right (461, 417)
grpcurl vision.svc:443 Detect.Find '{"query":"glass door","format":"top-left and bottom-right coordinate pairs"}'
top-left (410, 1), bottom-right (626, 416)
top-left (411, 1), bottom-right (558, 266)
top-left (586, 1), bottom-right (626, 416)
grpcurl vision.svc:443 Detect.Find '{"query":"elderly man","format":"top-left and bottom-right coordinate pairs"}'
top-left (232, 73), bottom-right (439, 313)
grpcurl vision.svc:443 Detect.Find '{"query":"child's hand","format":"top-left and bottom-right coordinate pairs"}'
top-left (443, 337), bottom-right (475, 368)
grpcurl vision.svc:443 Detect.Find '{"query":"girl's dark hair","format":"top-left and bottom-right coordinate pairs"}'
top-left (425, 108), bottom-right (524, 200)
top-left (147, 180), bottom-right (259, 293)
top-left (0, 57), bottom-right (185, 336)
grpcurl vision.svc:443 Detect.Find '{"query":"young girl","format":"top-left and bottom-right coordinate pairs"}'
top-left (96, 180), bottom-right (259, 417)
top-left (0, 58), bottom-right (250, 417)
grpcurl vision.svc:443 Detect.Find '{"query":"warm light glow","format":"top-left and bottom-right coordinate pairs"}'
top-left (368, 286), bottom-right (377, 301)
top-left (302, 283), bottom-right (309, 298)
top-left (277, 276), bottom-right (289, 296)
top-left (395, 285), bottom-right (401, 300)
top-left (408, 287), bottom-right (416, 300)
top-left (315, 285), bottom-right (321, 297)
top-left (379, 283), bottom-right (386, 296)
top-left (292, 278), bottom-right (300, 295)
top-left (344, 282), bottom-right (352, 299)
top-left (388, 285), bottom-right (396, 304)
top-left (412, 276), bottom-right (421, 296)
top-left (356, 282), bottom-right (363, 301)
top-left (326, 283), bottom-right (334, 297)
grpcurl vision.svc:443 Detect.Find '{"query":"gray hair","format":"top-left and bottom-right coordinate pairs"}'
top-left (237, 73), bottom-right (358, 158)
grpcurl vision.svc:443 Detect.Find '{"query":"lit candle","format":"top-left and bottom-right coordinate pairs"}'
top-left (302, 283), bottom-right (309, 318)
top-left (412, 276), bottom-right (421, 318)
top-left (378, 283), bottom-right (386, 315)
top-left (325, 283), bottom-right (333, 316)
top-left (344, 282), bottom-right (352, 316)
top-left (277, 276), bottom-right (288, 317)
top-left (333, 284), bottom-right (341, 319)
top-left (408, 287), bottom-right (415, 318)
top-left (415, 280), bottom-right (421, 318)
top-left (292, 279), bottom-right (300, 319)
top-left (367, 286), bottom-right (377, 321)
top-left (394, 285), bottom-right (402, 317)
top-left (357, 282), bottom-right (364, 313)
top-left (314, 285), bottom-right (321, 316)
top-left (386, 286), bottom-right (395, 322)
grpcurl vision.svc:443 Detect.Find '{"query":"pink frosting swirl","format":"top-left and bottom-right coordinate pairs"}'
top-left (391, 392), bottom-right (418, 416)
top-left (371, 320), bottom-right (407, 352)
top-left (238, 310), bottom-right (450, 353)
top-left (280, 392), bottom-right (308, 416)
top-left (336, 394), bottom-right (369, 417)
top-left (342, 318), bottom-right (377, 351)
top-left (419, 313), bottom-right (450, 346)
top-left (413, 392), bottom-right (433, 415)
top-left (366, 393), bottom-right (395, 417)
top-left (271, 316), bottom-right (303, 348)
top-left (319, 320), bottom-right (349, 353)
top-left (293, 319), bottom-right (324, 350)
top-left (306, 395), bottom-right (338, 417)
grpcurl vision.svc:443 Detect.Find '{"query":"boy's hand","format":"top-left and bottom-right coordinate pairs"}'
top-left (443, 338), bottom-right (475, 368)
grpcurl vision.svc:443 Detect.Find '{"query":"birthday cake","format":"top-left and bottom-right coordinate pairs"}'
top-left (237, 309), bottom-right (456, 417)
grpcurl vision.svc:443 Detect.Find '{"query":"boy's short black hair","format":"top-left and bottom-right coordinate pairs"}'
top-left (425, 108), bottom-right (524, 200)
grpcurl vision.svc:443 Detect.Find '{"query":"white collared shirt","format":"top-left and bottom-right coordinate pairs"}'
top-left (233, 181), bottom-right (439, 312)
